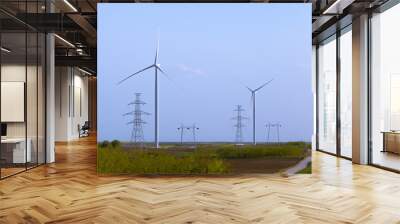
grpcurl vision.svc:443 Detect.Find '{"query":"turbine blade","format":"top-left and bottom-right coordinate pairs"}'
top-left (154, 32), bottom-right (160, 64)
top-left (117, 65), bottom-right (154, 85)
top-left (254, 78), bottom-right (273, 92)
top-left (157, 65), bottom-right (165, 74)
top-left (157, 65), bottom-right (186, 93)
top-left (245, 86), bottom-right (253, 92)
top-left (156, 66), bottom-right (173, 82)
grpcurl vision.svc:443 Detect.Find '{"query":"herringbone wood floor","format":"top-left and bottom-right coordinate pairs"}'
top-left (1, 136), bottom-right (400, 224)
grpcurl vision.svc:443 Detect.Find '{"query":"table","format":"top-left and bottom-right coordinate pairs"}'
top-left (1, 138), bottom-right (31, 164)
top-left (382, 131), bottom-right (400, 154)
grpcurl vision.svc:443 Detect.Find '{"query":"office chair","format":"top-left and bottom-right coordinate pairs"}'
top-left (79, 121), bottom-right (90, 138)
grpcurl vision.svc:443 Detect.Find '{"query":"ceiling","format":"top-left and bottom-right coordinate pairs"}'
top-left (0, 0), bottom-right (391, 75)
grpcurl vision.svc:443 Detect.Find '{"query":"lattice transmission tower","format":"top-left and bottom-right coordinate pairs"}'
top-left (177, 124), bottom-right (200, 145)
top-left (266, 122), bottom-right (282, 144)
top-left (232, 105), bottom-right (248, 144)
top-left (123, 93), bottom-right (150, 146)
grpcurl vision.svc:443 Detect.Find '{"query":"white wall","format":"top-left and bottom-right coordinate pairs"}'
top-left (1, 63), bottom-right (46, 164)
top-left (72, 72), bottom-right (89, 138)
top-left (1, 65), bottom-right (26, 139)
top-left (1, 65), bottom-right (40, 138)
top-left (55, 66), bottom-right (69, 141)
top-left (55, 67), bottom-right (89, 141)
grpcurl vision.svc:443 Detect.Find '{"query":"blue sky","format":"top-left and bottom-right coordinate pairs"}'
top-left (98, 3), bottom-right (312, 142)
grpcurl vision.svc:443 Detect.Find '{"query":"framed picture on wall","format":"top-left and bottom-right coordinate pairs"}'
top-left (1, 81), bottom-right (25, 122)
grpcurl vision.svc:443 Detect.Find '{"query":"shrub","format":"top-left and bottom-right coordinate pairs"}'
top-left (111, 140), bottom-right (121, 148)
top-left (207, 160), bottom-right (229, 174)
top-left (97, 145), bottom-right (229, 174)
top-left (97, 140), bottom-right (308, 174)
top-left (99, 140), bottom-right (110, 148)
top-left (197, 143), bottom-right (307, 159)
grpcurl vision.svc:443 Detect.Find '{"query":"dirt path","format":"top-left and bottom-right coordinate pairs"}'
top-left (282, 156), bottom-right (312, 176)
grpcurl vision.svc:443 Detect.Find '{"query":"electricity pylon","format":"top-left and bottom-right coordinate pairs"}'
top-left (232, 105), bottom-right (248, 144)
top-left (177, 124), bottom-right (199, 145)
top-left (266, 122), bottom-right (282, 144)
top-left (123, 93), bottom-right (150, 147)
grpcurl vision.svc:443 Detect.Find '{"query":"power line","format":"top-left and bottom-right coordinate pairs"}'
top-left (124, 93), bottom-right (150, 147)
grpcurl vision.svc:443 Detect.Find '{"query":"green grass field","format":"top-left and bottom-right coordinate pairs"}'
top-left (97, 140), bottom-right (310, 174)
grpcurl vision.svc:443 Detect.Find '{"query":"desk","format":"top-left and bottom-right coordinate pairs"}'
top-left (382, 131), bottom-right (400, 154)
top-left (1, 138), bottom-right (31, 164)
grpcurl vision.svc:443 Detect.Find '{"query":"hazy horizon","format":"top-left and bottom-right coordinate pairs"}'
top-left (98, 3), bottom-right (312, 143)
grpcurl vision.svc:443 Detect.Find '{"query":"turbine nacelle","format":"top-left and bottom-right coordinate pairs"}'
top-left (246, 86), bottom-right (255, 93)
top-left (117, 62), bottom-right (167, 85)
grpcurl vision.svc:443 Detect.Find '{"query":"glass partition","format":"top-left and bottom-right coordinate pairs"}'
top-left (1, 31), bottom-right (28, 177)
top-left (0, 1), bottom-right (46, 179)
top-left (339, 27), bottom-right (352, 158)
top-left (371, 3), bottom-right (400, 171)
top-left (317, 35), bottom-right (337, 154)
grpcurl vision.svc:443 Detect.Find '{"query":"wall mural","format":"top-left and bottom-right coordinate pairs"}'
top-left (97, 4), bottom-right (312, 175)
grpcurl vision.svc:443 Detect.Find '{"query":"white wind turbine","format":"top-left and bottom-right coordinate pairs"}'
top-left (117, 34), bottom-right (166, 148)
top-left (246, 79), bottom-right (273, 145)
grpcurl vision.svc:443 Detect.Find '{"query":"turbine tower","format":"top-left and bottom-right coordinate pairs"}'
top-left (123, 93), bottom-right (150, 146)
top-left (232, 105), bottom-right (247, 144)
top-left (246, 79), bottom-right (273, 145)
top-left (118, 33), bottom-right (167, 148)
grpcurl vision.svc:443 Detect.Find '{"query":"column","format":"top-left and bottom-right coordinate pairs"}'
top-left (352, 14), bottom-right (369, 164)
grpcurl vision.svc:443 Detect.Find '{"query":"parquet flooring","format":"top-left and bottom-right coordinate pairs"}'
top-left (1, 135), bottom-right (400, 223)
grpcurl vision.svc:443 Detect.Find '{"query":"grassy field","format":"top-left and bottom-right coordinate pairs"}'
top-left (199, 142), bottom-right (308, 159)
top-left (97, 140), bottom-right (310, 174)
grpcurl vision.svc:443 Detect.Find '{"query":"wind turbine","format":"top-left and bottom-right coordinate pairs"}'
top-left (117, 34), bottom-right (166, 148)
top-left (246, 79), bottom-right (273, 145)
